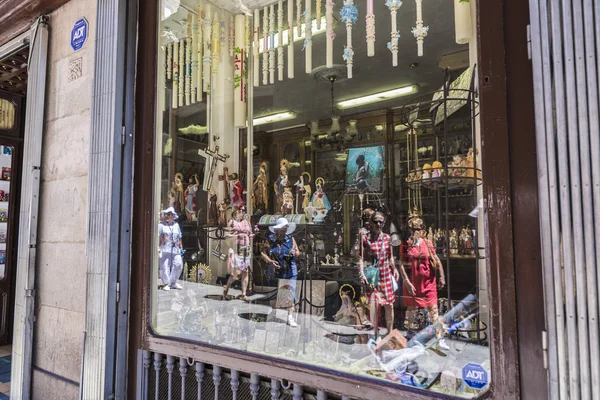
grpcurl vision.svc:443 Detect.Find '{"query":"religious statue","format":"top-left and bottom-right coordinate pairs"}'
top-left (294, 172), bottom-right (312, 214)
top-left (274, 159), bottom-right (291, 212)
top-left (252, 161), bottom-right (269, 213)
top-left (184, 174), bottom-right (199, 221)
top-left (311, 177), bottom-right (331, 222)
top-left (229, 172), bottom-right (244, 209)
top-left (449, 228), bottom-right (459, 255)
top-left (208, 191), bottom-right (218, 226)
top-left (460, 227), bottom-right (474, 256)
top-left (281, 189), bottom-right (294, 216)
top-left (218, 200), bottom-right (229, 226)
top-left (173, 173), bottom-right (185, 213)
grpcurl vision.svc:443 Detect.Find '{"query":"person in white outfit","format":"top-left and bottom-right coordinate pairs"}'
top-left (158, 207), bottom-right (184, 290)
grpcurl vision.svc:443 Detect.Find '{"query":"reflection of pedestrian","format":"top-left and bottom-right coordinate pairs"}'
top-left (354, 155), bottom-right (370, 189)
top-left (158, 207), bottom-right (184, 291)
top-left (260, 218), bottom-right (299, 327)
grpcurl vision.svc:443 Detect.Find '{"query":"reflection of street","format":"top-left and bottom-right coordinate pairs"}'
top-left (156, 280), bottom-right (489, 395)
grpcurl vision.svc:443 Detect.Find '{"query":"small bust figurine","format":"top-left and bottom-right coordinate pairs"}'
top-left (422, 163), bottom-right (432, 180)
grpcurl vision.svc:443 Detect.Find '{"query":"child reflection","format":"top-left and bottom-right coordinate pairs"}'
top-left (158, 207), bottom-right (184, 291)
top-left (261, 218), bottom-right (300, 328)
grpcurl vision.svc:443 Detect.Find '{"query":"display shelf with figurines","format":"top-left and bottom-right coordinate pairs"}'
top-left (395, 66), bottom-right (487, 346)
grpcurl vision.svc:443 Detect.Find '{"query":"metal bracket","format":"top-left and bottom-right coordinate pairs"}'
top-left (526, 24), bottom-right (532, 60)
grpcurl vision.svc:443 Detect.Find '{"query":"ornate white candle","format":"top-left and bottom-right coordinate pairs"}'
top-left (277, 0), bottom-right (284, 81)
top-left (191, 14), bottom-right (199, 103)
top-left (197, 4), bottom-right (203, 100)
top-left (212, 11), bottom-right (220, 77)
top-left (229, 15), bottom-right (235, 57)
top-left (220, 14), bottom-right (226, 54)
top-left (326, 0), bottom-right (334, 68)
top-left (340, 0), bottom-right (357, 78)
top-left (316, 0), bottom-right (323, 30)
top-left (366, 0), bottom-right (375, 56)
top-left (269, 4), bottom-right (276, 83)
top-left (167, 43), bottom-right (172, 79)
top-left (287, 0), bottom-right (295, 79)
top-left (178, 38), bottom-right (185, 106)
top-left (234, 14), bottom-right (247, 127)
top-left (253, 9), bottom-right (260, 87)
top-left (412, 0), bottom-right (428, 56)
top-left (454, 0), bottom-right (471, 44)
top-left (386, 0), bottom-right (402, 67)
top-left (262, 7), bottom-right (269, 85)
top-left (202, 4), bottom-right (212, 93)
top-left (172, 41), bottom-right (179, 109)
top-left (185, 13), bottom-right (192, 106)
top-left (305, 0), bottom-right (312, 73)
top-left (297, 0), bottom-right (302, 36)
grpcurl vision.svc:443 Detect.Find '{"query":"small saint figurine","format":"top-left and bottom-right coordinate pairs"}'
top-left (173, 173), bottom-right (185, 213)
top-left (252, 161), bottom-right (269, 213)
top-left (449, 228), bottom-right (459, 255)
top-left (229, 172), bottom-right (245, 209)
top-left (274, 159), bottom-right (291, 212)
top-left (208, 191), bottom-right (218, 226)
top-left (218, 200), bottom-right (229, 226)
top-left (281, 189), bottom-right (294, 216)
top-left (294, 172), bottom-right (312, 214)
top-left (311, 177), bottom-right (331, 221)
top-left (184, 174), bottom-right (199, 221)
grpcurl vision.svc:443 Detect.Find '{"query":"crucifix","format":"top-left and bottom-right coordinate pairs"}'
top-left (198, 145), bottom-right (230, 191)
top-left (218, 166), bottom-right (231, 204)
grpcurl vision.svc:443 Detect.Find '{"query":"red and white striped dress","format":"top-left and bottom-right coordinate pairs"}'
top-left (363, 232), bottom-right (395, 305)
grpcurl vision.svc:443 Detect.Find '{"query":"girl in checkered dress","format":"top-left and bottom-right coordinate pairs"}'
top-left (359, 211), bottom-right (400, 337)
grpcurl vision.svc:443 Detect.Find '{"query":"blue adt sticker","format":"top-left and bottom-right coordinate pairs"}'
top-left (71, 18), bottom-right (88, 51)
top-left (462, 363), bottom-right (488, 390)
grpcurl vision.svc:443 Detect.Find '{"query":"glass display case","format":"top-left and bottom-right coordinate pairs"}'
top-left (150, 0), bottom-right (490, 397)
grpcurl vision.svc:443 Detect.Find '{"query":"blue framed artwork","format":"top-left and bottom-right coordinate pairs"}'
top-left (345, 145), bottom-right (385, 192)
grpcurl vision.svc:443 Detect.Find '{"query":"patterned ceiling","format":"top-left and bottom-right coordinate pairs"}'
top-left (0, 47), bottom-right (28, 96)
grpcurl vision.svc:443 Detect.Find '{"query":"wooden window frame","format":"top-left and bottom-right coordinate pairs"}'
top-left (127, 0), bottom-right (538, 399)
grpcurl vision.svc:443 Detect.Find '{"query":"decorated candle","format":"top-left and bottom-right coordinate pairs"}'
top-left (253, 9), bottom-right (260, 87)
top-left (185, 13), bottom-right (192, 106)
top-left (269, 4), bottom-right (276, 83)
top-left (172, 41), bottom-right (179, 109)
top-left (305, 0), bottom-right (312, 73)
top-left (167, 43), bottom-right (172, 80)
top-left (288, 0), bottom-right (295, 79)
top-left (202, 4), bottom-right (212, 93)
top-left (412, 0), bottom-right (429, 56)
top-left (262, 7), bottom-right (269, 85)
top-left (386, 0), bottom-right (402, 67)
top-left (196, 5), bottom-right (203, 101)
top-left (234, 14), bottom-right (247, 127)
top-left (297, 0), bottom-right (303, 36)
top-left (326, 0), bottom-right (334, 68)
top-left (366, 0), bottom-right (375, 56)
top-left (212, 12), bottom-right (220, 77)
top-left (277, 0), bottom-right (284, 81)
top-left (178, 38), bottom-right (185, 106)
top-left (340, 0), bottom-right (357, 78)
top-left (191, 13), bottom-right (199, 103)
top-left (316, 0), bottom-right (323, 30)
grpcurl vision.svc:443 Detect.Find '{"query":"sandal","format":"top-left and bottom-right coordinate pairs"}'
top-left (239, 295), bottom-right (251, 302)
top-left (223, 287), bottom-right (230, 299)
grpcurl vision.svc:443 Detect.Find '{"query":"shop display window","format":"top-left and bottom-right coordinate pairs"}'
top-left (151, 0), bottom-right (490, 397)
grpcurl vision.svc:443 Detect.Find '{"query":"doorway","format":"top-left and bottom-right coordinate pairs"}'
top-left (0, 43), bottom-right (27, 397)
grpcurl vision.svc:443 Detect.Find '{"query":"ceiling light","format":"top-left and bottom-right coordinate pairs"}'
top-left (253, 112), bottom-right (296, 125)
top-left (337, 85), bottom-right (419, 109)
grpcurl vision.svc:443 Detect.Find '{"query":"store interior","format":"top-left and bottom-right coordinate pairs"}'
top-left (154, 0), bottom-right (490, 397)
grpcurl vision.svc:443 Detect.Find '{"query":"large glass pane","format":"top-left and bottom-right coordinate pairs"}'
top-left (152, 0), bottom-right (490, 397)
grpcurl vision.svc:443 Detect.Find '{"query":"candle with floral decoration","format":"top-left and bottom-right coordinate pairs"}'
top-left (305, 0), bottom-right (312, 73)
top-left (366, 0), bottom-right (375, 56)
top-left (212, 11), bottom-right (220, 77)
top-left (202, 4), bottom-right (211, 93)
top-left (277, 0), bottom-right (284, 81)
top-left (172, 41), bottom-right (179, 109)
top-left (316, 0), bottom-right (323, 30)
top-left (253, 9), bottom-right (260, 87)
top-left (386, 0), bottom-right (401, 66)
top-left (262, 7), bottom-right (269, 85)
top-left (288, 0), bottom-right (295, 79)
top-left (297, 0), bottom-right (302, 36)
top-left (326, 0), bottom-right (335, 68)
top-left (269, 4), bottom-right (276, 83)
top-left (340, 0), bottom-right (357, 78)
top-left (178, 38), bottom-right (185, 106)
top-left (412, 0), bottom-right (428, 56)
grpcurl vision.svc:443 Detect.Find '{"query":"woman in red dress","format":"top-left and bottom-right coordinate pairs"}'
top-left (358, 211), bottom-right (400, 336)
top-left (400, 215), bottom-right (448, 349)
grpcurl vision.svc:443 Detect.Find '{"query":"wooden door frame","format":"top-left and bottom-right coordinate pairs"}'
top-left (127, 0), bottom-right (546, 399)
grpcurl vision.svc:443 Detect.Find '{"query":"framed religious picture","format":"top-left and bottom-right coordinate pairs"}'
top-left (345, 146), bottom-right (385, 193)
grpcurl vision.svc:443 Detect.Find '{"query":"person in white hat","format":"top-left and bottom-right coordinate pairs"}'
top-left (260, 218), bottom-right (299, 327)
top-left (158, 207), bottom-right (184, 290)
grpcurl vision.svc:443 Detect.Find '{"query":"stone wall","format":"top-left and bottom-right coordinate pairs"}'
top-left (31, 0), bottom-right (95, 398)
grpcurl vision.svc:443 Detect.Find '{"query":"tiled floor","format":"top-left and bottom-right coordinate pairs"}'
top-left (0, 344), bottom-right (11, 399)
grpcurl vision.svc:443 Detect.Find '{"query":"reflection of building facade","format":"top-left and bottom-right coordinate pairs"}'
top-left (0, 0), bottom-right (593, 399)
